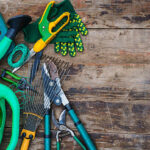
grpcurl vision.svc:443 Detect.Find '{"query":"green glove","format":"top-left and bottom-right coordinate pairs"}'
top-left (23, 0), bottom-right (88, 57)
top-left (54, 13), bottom-right (88, 57)
top-left (23, 0), bottom-right (76, 43)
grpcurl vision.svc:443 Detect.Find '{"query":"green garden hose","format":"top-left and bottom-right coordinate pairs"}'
top-left (0, 84), bottom-right (20, 150)
top-left (0, 99), bottom-right (6, 144)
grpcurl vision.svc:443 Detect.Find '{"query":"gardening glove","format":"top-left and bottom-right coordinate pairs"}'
top-left (23, 0), bottom-right (88, 57)
top-left (53, 13), bottom-right (88, 57)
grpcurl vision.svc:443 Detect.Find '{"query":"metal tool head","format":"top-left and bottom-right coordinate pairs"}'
top-left (47, 61), bottom-right (59, 80)
top-left (52, 109), bottom-right (66, 129)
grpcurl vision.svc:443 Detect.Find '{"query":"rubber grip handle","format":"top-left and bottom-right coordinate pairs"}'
top-left (73, 135), bottom-right (86, 150)
top-left (44, 113), bottom-right (50, 150)
top-left (20, 138), bottom-right (30, 150)
top-left (68, 109), bottom-right (97, 150)
top-left (57, 141), bottom-right (60, 150)
top-left (0, 36), bottom-right (12, 60)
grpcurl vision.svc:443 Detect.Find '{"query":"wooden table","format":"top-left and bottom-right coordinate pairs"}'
top-left (1, 0), bottom-right (150, 149)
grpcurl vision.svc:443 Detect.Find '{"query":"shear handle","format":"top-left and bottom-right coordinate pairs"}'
top-left (1, 69), bottom-right (21, 86)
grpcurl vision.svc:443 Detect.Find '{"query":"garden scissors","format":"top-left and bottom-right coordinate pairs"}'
top-left (12, 1), bottom-right (70, 73)
top-left (0, 69), bottom-right (33, 91)
top-left (43, 62), bottom-right (97, 150)
top-left (52, 109), bottom-right (86, 150)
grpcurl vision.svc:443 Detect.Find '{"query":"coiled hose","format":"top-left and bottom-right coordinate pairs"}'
top-left (0, 84), bottom-right (20, 150)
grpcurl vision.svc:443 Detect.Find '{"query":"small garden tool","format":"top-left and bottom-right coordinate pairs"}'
top-left (52, 109), bottom-right (86, 150)
top-left (0, 15), bottom-right (31, 60)
top-left (20, 67), bottom-right (51, 150)
top-left (12, 1), bottom-right (70, 73)
top-left (0, 84), bottom-right (20, 150)
top-left (0, 69), bottom-right (34, 91)
top-left (23, 0), bottom-right (88, 57)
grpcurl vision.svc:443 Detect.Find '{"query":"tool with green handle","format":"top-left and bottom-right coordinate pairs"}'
top-left (52, 109), bottom-right (86, 150)
top-left (44, 61), bottom-right (97, 150)
top-left (54, 79), bottom-right (97, 150)
top-left (23, 0), bottom-right (88, 57)
top-left (0, 14), bottom-right (31, 60)
top-left (0, 69), bottom-right (34, 91)
top-left (12, 1), bottom-right (70, 73)
top-left (0, 84), bottom-right (20, 150)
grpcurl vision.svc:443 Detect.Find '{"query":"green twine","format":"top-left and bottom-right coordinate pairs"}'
top-left (8, 44), bottom-right (29, 68)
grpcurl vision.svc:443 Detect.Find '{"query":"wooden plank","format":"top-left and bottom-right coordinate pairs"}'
top-left (1, 28), bottom-right (150, 149)
top-left (4, 100), bottom-right (150, 134)
top-left (1, 130), bottom-right (150, 150)
top-left (1, 0), bottom-right (150, 28)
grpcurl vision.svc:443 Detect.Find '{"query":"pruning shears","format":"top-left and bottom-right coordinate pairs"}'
top-left (12, 1), bottom-right (70, 73)
top-left (0, 69), bottom-right (33, 91)
top-left (42, 62), bottom-right (60, 150)
top-left (52, 110), bottom-right (86, 150)
top-left (43, 62), bottom-right (97, 150)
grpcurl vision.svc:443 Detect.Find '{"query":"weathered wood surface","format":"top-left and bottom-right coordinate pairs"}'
top-left (1, 0), bottom-right (150, 28)
top-left (1, 0), bottom-right (150, 150)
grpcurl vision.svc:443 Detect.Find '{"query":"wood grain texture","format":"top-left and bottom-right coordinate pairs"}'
top-left (1, 0), bottom-right (150, 150)
top-left (1, 0), bottom-right (150, 28)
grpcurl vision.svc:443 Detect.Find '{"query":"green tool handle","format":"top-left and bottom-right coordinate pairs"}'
top-left (2, 77), bottom-right (18, 86)
top-left (1, 70), bottom-right (21, 86)
top-left (0, 84), bottom-right (20, 150)
top-left (5, 70), bottom-right (21, 80)
top-left (44, 110), bottom-right (51, 150)
top-left (73, 135), bottom-right (86, 150)
top-left (0, 36), bottom-right (12, 60)
top-left (66, 104), bottom-right (97, 150)
top-left (56, 141), bottom-right (60, 150)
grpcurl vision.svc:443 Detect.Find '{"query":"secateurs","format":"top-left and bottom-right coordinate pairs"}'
top-left (52, 110), bottom-right (86, 150)
top-left (44, 61), bottom-right (97, 150)
top-left (12, 1), bottom-right (70, 73)
top-left (0, 69), bottom-right (33, 91)
top-left (41, 60), bottom-right (71, 150)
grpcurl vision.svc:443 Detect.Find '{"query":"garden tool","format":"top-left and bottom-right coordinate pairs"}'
top-left (45, 63), bottom-right (97, 150)
top-left (29, 51), bottom-right (43, 83)
top-left (41, 60), bottom-right (71, 150)
top-left (20, 67), bottom-right (51, 150)
top-left (0, 69), bottom-right (34, 91)
top-left (0, 13), bottom-right (15, 56)
top-left (0, 84), bottom-right (20, 150)
top-left (23, 0), bottom-right (88, 57)
top-left (0, 15), bottom-right (32, 60)
top-left (12, 1), bottom-right (70, 73)
top-left (52, 110), bottom-right (86, 150)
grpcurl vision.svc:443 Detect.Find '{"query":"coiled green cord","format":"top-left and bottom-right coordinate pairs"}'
top-left (8, 44), bottom-right (29, 68)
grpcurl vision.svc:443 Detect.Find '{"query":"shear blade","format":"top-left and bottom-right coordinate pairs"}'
top-left (52, 110), bottom-right (60, 129)
top-left (59, 110), bottom-right (66, 125)
top-left (12, 48), bottom-right (36, 73)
